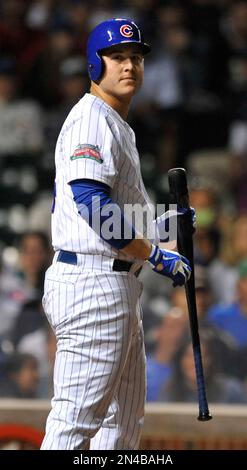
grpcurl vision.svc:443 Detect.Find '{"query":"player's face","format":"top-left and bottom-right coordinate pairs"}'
top-left (100, 44), bottom-right (144, 100)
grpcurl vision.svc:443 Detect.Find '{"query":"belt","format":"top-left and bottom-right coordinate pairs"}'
top-left (57, 250), bottom-right (141, 277)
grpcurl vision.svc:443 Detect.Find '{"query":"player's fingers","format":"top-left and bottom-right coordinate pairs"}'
top-left (172, 272), bottom-right (185, 287)
top-left (183, 264), bottom-right (191, 281)
top-left (180, 254), bottom-right (190, 265)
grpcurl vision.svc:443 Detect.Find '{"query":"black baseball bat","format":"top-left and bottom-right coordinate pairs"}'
top-left (168, 167), bottom-right (212, 421)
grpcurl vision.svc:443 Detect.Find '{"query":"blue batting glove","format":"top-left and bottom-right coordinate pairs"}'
top-left (148, 245), bottom-right (191, 287)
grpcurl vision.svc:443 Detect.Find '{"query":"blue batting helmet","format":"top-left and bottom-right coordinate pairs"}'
top-left (87, 18), bottom-right (151, 82)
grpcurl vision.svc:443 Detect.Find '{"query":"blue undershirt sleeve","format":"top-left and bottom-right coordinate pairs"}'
top-left (70, 179), bottom-right (136, 250)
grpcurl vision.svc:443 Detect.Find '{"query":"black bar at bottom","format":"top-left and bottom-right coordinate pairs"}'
top-left (0, 450), bottom-right (246, 467)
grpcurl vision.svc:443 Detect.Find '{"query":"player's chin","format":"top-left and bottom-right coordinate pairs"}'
top-left (120, 81), bottom-right (141, 96)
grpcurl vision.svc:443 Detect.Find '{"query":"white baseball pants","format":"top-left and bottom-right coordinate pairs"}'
top-left (41, 254), bottom-right (146, 450)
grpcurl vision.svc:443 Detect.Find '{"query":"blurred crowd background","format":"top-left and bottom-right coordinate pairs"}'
top-left (1, 0), bottom-right (247, 405)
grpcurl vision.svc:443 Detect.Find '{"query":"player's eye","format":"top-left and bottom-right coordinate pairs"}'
top-left (111, 54), bottom-right (123, 61)
top-left (132, 55), bottom-right (143, 64)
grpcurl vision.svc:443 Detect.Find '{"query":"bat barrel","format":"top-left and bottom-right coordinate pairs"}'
top-left (168, 168), bottom-right (189, 208)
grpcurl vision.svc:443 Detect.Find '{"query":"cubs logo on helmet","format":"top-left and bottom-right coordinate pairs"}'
top-left (120, 24), bottom-right (134, 38)
top-left (87, 18), bottom-right (151, 82)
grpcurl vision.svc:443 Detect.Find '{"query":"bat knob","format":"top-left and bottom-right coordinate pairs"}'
top-left (197, 412), bottom-right (212, 421)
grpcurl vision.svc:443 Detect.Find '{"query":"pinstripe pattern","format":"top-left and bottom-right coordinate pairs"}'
top-left (41, 92), bottom-right (150, 449)
top-left (41, 259), bottom-right (144, 450)
top-left (52, 93), bottom-right (152, 259)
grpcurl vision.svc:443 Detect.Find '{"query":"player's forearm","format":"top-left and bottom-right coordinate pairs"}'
top-left (120, 235), bottom-right (152, 260)
top-left (71, 180), bottom-right (153, 260)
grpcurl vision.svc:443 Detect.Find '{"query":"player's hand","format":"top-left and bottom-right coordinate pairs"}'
top-left (154, 206), bottom-right (196, 243)
top-left (176, 206), bottom-right (196, 231)
top-left (147, 245), bottom-right (191, 287)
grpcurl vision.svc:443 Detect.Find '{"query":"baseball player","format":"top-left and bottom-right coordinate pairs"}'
top-left (41, 18), bottom-right (192, 450)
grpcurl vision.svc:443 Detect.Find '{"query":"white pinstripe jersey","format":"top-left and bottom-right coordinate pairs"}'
top-left (52, 93), bottom-right (152, 260)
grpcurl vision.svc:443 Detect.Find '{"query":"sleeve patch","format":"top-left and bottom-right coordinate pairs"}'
top-left (70, 144), bottom-right (103, 163)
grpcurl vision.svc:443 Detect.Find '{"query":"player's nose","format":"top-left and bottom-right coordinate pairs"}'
top-left (123, 57), bottom-right (134, 70)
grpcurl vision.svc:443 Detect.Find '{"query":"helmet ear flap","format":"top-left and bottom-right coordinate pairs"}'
top-left (98, 56), bottom-right (105, 81)
top-left (88, 54), bottom-right (105, 82)
top-left (88, 50), bottom-right (103, 82)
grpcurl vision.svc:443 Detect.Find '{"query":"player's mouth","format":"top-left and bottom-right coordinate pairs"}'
top-left (120, 77), bottom-right (136, 82)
